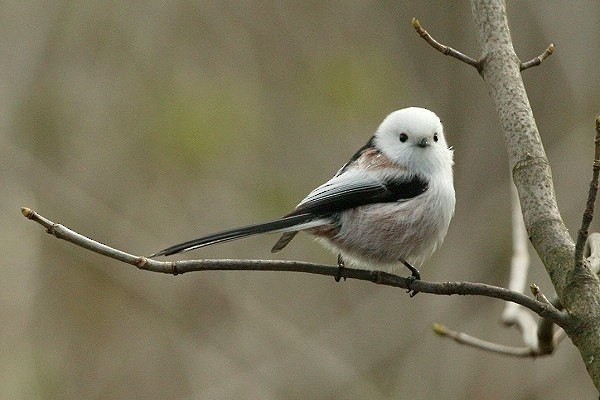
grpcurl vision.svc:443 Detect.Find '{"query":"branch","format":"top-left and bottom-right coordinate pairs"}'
top-left (411, 18), bottom-right (480, 70)
top-left (520, 43), bottom-right (555, 71)
top-left (412, 17), bottom-right (555, 73)
top-left (21, 207), bottom-right (571, 328)
top-left (501, 181), bottom-right (537, 348)
top-left (433, 321), bottom-right (566, 358)
top-left (575, 116), bottom-right (600, 269)
top-left (434, 323), bottom-right (537, 357)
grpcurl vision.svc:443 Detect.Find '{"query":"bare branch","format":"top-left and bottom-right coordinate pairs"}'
top-left (575, 116), bottom-right (600, 269)
top-left (433, 323), bottom-right (539, 357)
top-left (21, 207), bottom-right (571, 328)
top-left (411, 18), bottom-right (480, 69)
top-left (502, 181), bottom-right (537, 348)
top-left (433, 322), bottom-right (566, 358)
top-left (520, 43), bottom-right (555, 71)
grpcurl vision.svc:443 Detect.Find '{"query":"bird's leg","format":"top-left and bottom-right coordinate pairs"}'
top-left (402, 260), bottom-right (421, 297)
top-left (335, 254), bottom-right (347, 282)
top-left (402, 260), bottom-right (421, 280)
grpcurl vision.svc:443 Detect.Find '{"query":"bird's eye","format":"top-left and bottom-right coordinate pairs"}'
top-left (433, 133), bottom-right (439, 142)
top-left (399, 133), bottom-right (408, 143)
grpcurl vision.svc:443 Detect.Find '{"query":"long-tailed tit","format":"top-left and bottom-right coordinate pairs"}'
top-left (153, 107), bottom-right (455, 280)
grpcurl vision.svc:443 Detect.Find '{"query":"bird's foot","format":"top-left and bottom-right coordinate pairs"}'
top-left (402, 260), bottom-right (421, 297)
top-left (335, 254), bottom-right (347, 282)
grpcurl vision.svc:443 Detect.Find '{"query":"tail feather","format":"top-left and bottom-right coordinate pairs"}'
top-left (271, 232), bottom-right (298, 253)
top-left (151, 213), bottom-right (319, 257)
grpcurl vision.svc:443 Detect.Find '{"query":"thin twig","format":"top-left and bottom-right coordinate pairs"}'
top-left (411, 18), bottom-right (480, 69)
top-left (529, 283), bottom-right (558, 354)
top-left (433, 322), bottom-right (565, 358)
top-left (575, 116), bottom-right (600, 270)
top-left (21, 207), bottom-right (571, 328)
top-left (520, 43), bottom-right (555, 71)
top-left (530, 283), bottom-right (552, 306)
top-left (433, 323), bottom-right (539, 357)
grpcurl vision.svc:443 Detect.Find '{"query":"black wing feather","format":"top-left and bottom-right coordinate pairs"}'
top-left (289, 176), bottom-right (428, 217)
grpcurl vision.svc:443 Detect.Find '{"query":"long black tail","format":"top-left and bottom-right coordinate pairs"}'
top-left (151, 213), bottom-right (318, 257)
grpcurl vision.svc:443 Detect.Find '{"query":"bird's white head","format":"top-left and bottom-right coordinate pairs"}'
top-left (373, 107), bottom-right (453, 178)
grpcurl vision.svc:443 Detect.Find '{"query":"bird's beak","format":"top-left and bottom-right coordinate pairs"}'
top-left (417, 138), bottom-right (430, 148)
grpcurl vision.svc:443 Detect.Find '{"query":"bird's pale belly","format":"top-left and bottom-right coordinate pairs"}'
top-left (310, 198), bottom-right (447, 271)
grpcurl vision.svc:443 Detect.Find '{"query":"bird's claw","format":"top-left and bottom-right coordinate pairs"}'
top-left (335, 254), bottom-right (347, 282)
top-left (406, 275), bottom-right (420, 297)
top-left (402, 260), bottom-right (421, 297)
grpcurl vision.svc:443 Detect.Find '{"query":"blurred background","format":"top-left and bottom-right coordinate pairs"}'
top-left (3, 1), bottom-right (599, 399)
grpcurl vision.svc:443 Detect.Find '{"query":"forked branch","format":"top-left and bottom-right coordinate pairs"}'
top-left (412, 18), bottom-right (555, 74)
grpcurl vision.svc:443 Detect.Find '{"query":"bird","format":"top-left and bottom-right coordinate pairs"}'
top-left (152, 107), bottom-right (455, 281)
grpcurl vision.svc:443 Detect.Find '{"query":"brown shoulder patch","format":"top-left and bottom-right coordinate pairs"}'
top-left (358, 148), bottom-right (397, 170)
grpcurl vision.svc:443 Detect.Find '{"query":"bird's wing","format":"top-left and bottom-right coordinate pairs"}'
top-left (292, 169), bottom-right (428, 216)
top-left (271, 169), bottom-right (428, 252)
